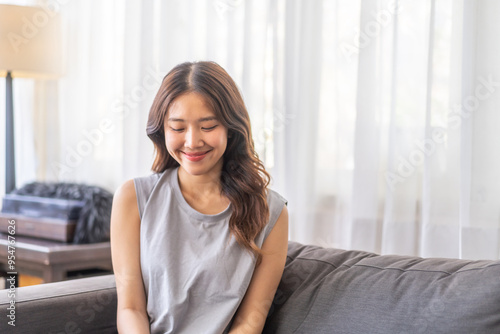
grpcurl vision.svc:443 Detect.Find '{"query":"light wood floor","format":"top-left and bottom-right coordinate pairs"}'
top-left (19, 274), bottom-right (44, 287)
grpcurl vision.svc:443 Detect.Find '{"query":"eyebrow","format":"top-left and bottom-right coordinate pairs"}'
top-left (167, 116), bottom-right (218, 122)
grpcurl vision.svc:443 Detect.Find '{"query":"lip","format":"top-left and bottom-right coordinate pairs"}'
top-left (182, 150), bottom-right (212, 161)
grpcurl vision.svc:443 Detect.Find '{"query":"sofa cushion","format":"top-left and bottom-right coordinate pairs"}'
top-left (264, 241), bottom-right (500, 334)
top-left (0, 274), bottom-right (117, 333)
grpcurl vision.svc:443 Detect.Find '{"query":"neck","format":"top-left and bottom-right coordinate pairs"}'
top-left (177, 166), bottom-right (223, 198)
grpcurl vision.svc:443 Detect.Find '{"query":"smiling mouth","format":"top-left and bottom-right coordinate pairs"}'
top-left (182, 150), bottom-right (212, 157)
top-left (181, 150), bottom-right (213, 161)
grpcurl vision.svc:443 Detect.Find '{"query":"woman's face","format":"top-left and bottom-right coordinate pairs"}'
top-left (164, 92), bottom-right (228, 177)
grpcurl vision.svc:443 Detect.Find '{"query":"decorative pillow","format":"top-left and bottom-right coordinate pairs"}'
top-left (264, 241), bottom-right (500, 334)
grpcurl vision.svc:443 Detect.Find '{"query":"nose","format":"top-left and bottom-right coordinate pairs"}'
top-left (185, 128), bottom-right (203, 148)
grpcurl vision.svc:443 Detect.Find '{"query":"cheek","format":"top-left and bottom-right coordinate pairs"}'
top-left (165, 133), bottom-right (181, 151)
top-left (214, 130), bottom-right (228, 149)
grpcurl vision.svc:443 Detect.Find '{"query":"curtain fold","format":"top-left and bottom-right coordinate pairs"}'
top-left (278, 0), bottom-right (323, 244)
top-left (2, 0), bottom-right (499, 259)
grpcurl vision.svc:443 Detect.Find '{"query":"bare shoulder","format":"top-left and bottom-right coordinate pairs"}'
top-left (110, 178), bottom-right (141, 258)
top-left (114, 179), bottom-right (137, 205)
top-left (112, 179), bottom-right (139, 221)
top-left (262, 204), bottom-right (288, 254)
top-left (276, 204), bottom-right (288, 225)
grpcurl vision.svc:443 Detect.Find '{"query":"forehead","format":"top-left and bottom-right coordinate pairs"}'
top-left (167, 92), bottom-right (215, 119)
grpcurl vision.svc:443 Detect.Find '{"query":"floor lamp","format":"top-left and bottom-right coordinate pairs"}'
top-left (0, 4), bottom-right (62, 194)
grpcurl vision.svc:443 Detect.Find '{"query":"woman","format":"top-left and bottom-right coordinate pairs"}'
top-left (110, 61), bottom-right (289, 334)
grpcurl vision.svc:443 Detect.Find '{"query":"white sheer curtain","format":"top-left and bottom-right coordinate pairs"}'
top-left (2, 0), bottom-right (499, 259)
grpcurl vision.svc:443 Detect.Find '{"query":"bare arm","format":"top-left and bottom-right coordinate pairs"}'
top-left (110, 179), bottom-right (150, 334)
top-left (228, 205), bottom-right (289, 334)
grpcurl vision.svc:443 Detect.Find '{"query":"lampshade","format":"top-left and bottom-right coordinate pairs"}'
top-left (0, 4), bottom-right (62, 78)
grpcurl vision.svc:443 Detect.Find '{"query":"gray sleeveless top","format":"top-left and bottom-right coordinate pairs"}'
top-left (134, 167), bottom-right (287, 334)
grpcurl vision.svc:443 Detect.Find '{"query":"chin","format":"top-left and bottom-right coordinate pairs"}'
top-left (182, 165), bottom-right (207, 175)
top-left (179, 158), bottom-right (223, 177)
top-left (179, 159), bottom-right (209, 171)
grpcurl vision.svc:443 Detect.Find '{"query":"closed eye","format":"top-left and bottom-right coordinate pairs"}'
top-left (169, 125), bottom-right (218, 132)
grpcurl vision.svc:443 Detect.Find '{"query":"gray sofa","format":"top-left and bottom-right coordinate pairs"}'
top-left (1, 241), bottom-right (499, 333)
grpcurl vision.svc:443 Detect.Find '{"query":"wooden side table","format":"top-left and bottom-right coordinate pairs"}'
top-left (0, 233), bottom-right (112, 283)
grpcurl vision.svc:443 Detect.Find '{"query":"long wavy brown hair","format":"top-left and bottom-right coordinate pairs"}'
top-left (146, 61), bottom-right (270, 265)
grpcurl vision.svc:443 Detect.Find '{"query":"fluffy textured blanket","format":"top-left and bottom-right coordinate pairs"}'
top-left (12, 182), bottom-right (113, 244)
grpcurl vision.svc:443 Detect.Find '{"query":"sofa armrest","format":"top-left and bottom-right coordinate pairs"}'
top-left (0, 274), bottom-right (117, 333)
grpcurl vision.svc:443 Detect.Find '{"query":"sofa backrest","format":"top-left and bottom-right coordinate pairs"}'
top-left (263, 241), bottom-right (500, 334)
top-left (0, 274), bottom-right (117, 333)
top-left (2, 241), bottom-right (500, 333)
